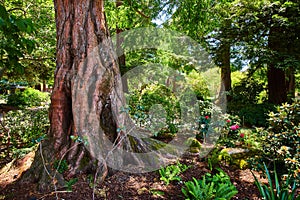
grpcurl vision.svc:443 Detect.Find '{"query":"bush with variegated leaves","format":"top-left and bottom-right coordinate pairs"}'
top-left (262, 100), bottom-right (300, 179)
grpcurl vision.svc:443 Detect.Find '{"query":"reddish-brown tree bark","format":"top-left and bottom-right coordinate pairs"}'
top-left (219, 41), bottom-right (231, 103)
top-left (21, 0), bottom-right (120, 191)
top-left (267, 26), bottom-right (287, 104)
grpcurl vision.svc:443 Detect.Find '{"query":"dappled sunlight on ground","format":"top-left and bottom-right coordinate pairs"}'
top-left (0, 151), bottom-right (35, 188)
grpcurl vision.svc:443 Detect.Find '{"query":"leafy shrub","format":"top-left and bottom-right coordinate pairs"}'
top-left (252, 163), bottom-right (299, 200)
top-left (229, 77), bottom-right (265, 105)
top-left (197, 100), bottom-right (223, 117)
top-left (186, 70), bottom-right (210, 100)
top-left (228, 77), bottom-right (275, 127)
top-left (159, 161), bottom-right (189, 185)
top-left (182, 169), bottom-right (238, 200)
top-left (261, 101), bottom-right (300, 179)
top-left (0, 107), bottom-right (49, 159)
top-left (7, 87), bottom-right (50, 107)
top-left (195, 100), bottom-right (224, 140)
top-left (213, 114), bottom-right (242, 148)
top-left (235, 103), bottom-right (276, 127)
top-left (128, 83), bottom-right (180, 136)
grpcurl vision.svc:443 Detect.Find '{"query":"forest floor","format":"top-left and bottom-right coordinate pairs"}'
top-left (0, 152), bottom-right (299, 200)
top-left (0, 151), bottom-right (278, 200)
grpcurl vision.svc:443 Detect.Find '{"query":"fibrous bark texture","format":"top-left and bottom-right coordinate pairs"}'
top-left (22, 0), bottom-right (117, 190)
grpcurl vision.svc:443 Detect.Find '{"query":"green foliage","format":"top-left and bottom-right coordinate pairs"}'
top-left (252, 163), bottom-right (299, 200)
top-left (261, 101), bottom-right (300, 179)
top-left (182, 169), bottom-right (238, 200)
top-left (230, 77), bottom-right (265, 105)
top-left (237, 103), bottom-right (276, 127)
top-left (0, 0), bottom-right (56, 83)
top-left (149, 189), bottom-right (165, 197)
top-left (240, 128), bottom-right (263, 150)
top-left (70, 135), bottom-right (89, 146)
top-left (231, 71), bottom-right (246, 87)
top-left (196, 100), bottom-right (224, 140)
top-left (185, 70), bottom-right (209, 100)
top-left (0, 107), bottom-right (49, 159)
top-left (65, 178), bottom-right (78, 191)
top-left (186, 137), bottom-right (202, 153)
top-left (228, 77), bottom-right (275, 127)
top-left (128, 83), bottom-right (180, 136)
top-left (214, 114), bottom-right (241, 148)
top-left (7, 88), bottom-right (50, 107)
top-left (53, 159), bottom-right (68, 174)
top-left (0, 4), bottom-right (36, 76)
top-left (105, 0), bottom-right (163, 32)
top-left (159, 161), bottom-right (189, 185)
top-left (197, 99), bottom-right (223, 118)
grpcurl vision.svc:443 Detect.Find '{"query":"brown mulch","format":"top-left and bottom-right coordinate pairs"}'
top-left (0, 152), bottom-right (297, 200)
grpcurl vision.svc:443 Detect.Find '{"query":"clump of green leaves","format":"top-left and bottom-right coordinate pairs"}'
top-left (261, 100), bottom-right (300, 179)
top-left (7, 88), bottom-right (50, 107)
top-left (182, 169), bottom-right (238, 200)
top-left (53, 159), bottom-right (68, 174)
top-left (128, 83), bottom-right (181, 136)
top-left (0, 4), bottom-right (36, 74)
top-left (252, 163), bottom-right (299, 200)
top-left (65, 178), bottom-right (78, 191)
top-left (0, 107), bottom-right (49, 160)
top-left (159, 161), bottom-right (189, 185)
top-left (228, 76), bottom-right (275, 127)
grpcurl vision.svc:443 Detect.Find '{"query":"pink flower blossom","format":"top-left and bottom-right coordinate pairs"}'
top-left (240, 133), bottom-right (245, 138)
top-left (205, 116), bottom-right (209, 119)
top-left (230, 124), bottom-right (240, 131)
top-left (226, 119), bottom-right (231, 123)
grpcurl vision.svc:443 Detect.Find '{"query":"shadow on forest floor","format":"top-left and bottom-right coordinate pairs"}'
top-left (0, 151), bottom-right (283, 200)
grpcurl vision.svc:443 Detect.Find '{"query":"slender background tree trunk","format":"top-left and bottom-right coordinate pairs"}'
top-left (219, 41), bottom-right (231, 102)
top-left (116, 0), bottom-right (128, 93)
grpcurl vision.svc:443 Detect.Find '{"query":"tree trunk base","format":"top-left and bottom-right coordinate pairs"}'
top-left (20, 138), bottom-right (98, 192)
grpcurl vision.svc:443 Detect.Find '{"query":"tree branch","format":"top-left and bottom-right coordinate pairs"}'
top-left (127, 0), bottom-right (150, 19)
top-left (134, 8), bottom-right (149, 19)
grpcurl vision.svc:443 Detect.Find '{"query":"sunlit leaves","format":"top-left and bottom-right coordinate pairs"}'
top-left (0, 0), bottom-right (56, 83)
top-left (0, 3), bottom-right (36, 78)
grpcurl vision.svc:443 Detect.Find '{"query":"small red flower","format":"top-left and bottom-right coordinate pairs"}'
top-left (226, 119), bottom-right (231, 123)
top-left (240, 133), bottom-right (245, 138)
top-left (205, 116), bottom-right (209, 119)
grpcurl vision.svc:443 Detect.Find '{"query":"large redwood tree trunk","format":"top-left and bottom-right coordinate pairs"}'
top-left (267, 26), bottom-right (287, 104)
top-left (21, 0), bottom-right (121, 191)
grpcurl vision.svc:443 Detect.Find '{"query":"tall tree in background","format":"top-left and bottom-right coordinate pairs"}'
top-left (229, 0), bottom-right (300, 104)
top-left (168, 0), bottom-right (235, 103)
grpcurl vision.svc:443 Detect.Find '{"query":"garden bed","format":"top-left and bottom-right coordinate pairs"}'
top-left (0, 151), bottom-right (270, 200)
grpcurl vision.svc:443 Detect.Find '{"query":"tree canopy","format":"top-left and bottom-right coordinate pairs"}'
top-left (0, 0), bottom-right (55, 84)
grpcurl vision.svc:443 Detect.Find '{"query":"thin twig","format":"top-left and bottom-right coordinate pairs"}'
top-left (37, 190), bottom-right (72, 200)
